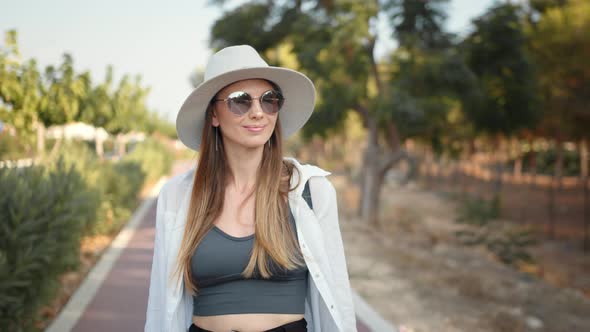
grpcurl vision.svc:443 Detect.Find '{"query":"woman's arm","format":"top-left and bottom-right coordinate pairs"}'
top-left (309, 176), bottom-right (358, 332)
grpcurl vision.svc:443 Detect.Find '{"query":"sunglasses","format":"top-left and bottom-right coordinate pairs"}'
top-left (212, 90), bottom-right (285, 116)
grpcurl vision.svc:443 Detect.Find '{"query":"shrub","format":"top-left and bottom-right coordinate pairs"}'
top-left (39, 140), bottom-right (148, 235)
top-left (0, 133), bottom-right (30, 160)
top-left (0, 158), bottom-right (99, 331)
top-left (0, 137), bottom-right (174, 330)
top-left (454, 193), bottom-right (537, 266)
top-left (123, 137), bottom-right (173, 183)
top-left (455, 193), bottom-right (500, 226)
top-left (92, 160), bottom-right (145, 235)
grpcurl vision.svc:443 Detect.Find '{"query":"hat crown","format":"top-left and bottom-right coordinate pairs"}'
top-left (204, 45), bottom-right (269, 80)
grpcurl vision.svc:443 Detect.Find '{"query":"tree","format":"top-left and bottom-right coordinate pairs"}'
top-left (462, 3), bottom-right (541, 137)
top-left (208, 0), bottom-right (472, 226)
top-left (105, 73), bottom-right (151, 156)
top-left (526, 0), bottom-right (590, 245)
top-left (0, 30), bottom-right (43, 154)
top-left (38, 54), bottom-right (90, 154)
top-left (385, 0), bottom-right (451, 50)
top-left (461, 3), bottom-right (542, 217)
top-left (527, 0), bottom-right (589, 143)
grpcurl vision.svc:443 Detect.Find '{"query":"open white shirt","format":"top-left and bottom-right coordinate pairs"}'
top-left (145, 157), bottom-right (358, 332)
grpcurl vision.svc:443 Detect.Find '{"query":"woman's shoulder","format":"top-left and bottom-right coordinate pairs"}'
top-left (283, 157), bottom-right (335, 197)
top-left (159, 166), bottom-right (195, 202)
top-left (283, 157), bottom-right (331, 178)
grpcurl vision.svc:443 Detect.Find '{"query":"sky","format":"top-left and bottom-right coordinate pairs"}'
top-left (0, 0), bottom-right (496, 124)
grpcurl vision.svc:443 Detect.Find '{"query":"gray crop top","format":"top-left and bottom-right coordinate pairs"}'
top-left (190, 201), bottom-right (309, 316)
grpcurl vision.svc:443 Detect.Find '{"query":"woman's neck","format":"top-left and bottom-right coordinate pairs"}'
top-left (223, 142), bottom-right (264, 194)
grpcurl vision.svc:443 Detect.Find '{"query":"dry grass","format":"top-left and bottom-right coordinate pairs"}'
top-left (334, 176), bottom-right (590, 332)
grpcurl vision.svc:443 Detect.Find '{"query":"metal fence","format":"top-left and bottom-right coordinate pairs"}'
top-left (419, 160), bottom-right (590, 249)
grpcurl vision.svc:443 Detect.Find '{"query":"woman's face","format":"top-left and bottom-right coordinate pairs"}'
top-left (212, 79), bottom-right (279, 150)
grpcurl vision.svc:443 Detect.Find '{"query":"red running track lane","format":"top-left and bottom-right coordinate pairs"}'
top-left (72, 199), bottom-right (157, 332)
top-left (72, 170), bottom-right (373, 331)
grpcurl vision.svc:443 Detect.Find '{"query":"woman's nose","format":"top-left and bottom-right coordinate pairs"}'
top-left (248, 100), bottom-right (264, 119)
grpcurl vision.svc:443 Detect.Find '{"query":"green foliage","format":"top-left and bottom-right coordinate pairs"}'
top-left (384, 48), bottom-right (478, 147)
top-left (455, 194), bottom-right (500, 226)
top-left (91, 160), bottom-right (144, 235)
top-left (38, 54), bottom-right (89, 127)
top-left (210, 3), bottom-right (281, 51)
top-left (77, 65), bottom-right (114, 129)
top-left (0, 30), bottom-right (42, 149)
top-left (0, 137), bottom-right (174, 330)
top-left (123, 137), bottom-right (174, 184)
top-left (383, 0), bottom-right (451, 50)
top-left (527, 0), bottom-right (590, 139)
top-left (40, 140), bottom-right (144, 235)
top-left (455, 225), bottom-right (537, 265)
top-left (210, 0), bottom-right (377, 139)
top-left (0, 159), bottom-right (98, 330)
top-left (462, 3), bottom-right (542, 136)
top-left (0, 132), bottom-right (28, 160)
top-left (529, 0), bottom-right (569, 14)
top-left (105, 74), bottom-right (151, 135)
top-left (513, 146), bottom-right (581, 176)
top-left (1, 30), bottom-right (160, 154)
top-left (209, 0), bottom-right (478, 155)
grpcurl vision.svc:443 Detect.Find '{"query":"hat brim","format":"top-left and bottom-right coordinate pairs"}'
top-left (176, 66), bottom-right (316, 151)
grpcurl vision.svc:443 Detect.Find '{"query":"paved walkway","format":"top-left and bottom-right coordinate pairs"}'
top-left (49, 161), bottom-right (390, 331)
top-left (71, 199), bottom-right (157, 331)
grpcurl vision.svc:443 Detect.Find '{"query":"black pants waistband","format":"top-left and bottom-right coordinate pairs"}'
top-left (189, 317), bottom-right (307, 332)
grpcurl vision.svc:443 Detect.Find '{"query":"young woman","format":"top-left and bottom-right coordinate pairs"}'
top-left (145, 45), bottom-right (357, 332)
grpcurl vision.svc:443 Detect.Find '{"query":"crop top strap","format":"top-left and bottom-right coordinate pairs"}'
top-left (302, 180), bottom-right (313, 211)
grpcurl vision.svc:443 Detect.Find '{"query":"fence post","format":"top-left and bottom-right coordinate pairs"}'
top-left (547, 178), bottom-right (556, 239)
top-left (584, 177), bottom-right (589, 252)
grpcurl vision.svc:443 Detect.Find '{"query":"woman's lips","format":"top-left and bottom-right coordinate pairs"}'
top-left (243, 125), bottom-right (266, 132)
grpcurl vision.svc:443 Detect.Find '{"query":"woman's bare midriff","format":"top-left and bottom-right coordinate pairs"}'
top-left (192, 313), bottom-right (304, 332)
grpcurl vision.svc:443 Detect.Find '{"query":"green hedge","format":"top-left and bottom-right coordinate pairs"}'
top-left (40, 140), bottom-right (150, 235)
top-left (0, 158), bottom-right (99, 331)
top-left (0, 137), bottom-right (173, 330)
top-left (123, 137), bottom-right (174, 183)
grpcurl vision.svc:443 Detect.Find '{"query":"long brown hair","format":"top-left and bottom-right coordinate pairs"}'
top-left (175, 88), bottom-right (305, 294)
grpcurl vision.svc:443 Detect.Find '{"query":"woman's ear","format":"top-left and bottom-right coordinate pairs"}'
top-left (211, 109), bottom-right (220, 127)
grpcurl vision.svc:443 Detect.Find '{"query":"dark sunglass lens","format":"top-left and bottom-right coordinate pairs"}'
top-left (227, 91), bottom-right (252, 115)
top-left (261, 90), bottom-right (284, 114)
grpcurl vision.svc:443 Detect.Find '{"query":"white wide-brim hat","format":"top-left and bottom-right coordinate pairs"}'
top-left (176, 45), bottom-right (316, 151)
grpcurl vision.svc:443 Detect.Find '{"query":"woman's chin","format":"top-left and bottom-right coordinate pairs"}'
top-left (226, 138), bottom-right (270, 150)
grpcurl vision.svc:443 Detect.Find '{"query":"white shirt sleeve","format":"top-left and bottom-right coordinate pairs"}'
top-left (145, 188), bottom-right (168, 332)
top-left (310, 176), bottom-right (358, 332)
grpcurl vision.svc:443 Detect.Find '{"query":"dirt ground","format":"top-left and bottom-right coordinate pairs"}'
top-left (331, 175), bottom-right (590, 332)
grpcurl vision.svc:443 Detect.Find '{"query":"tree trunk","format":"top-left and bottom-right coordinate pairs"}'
top-left (556, 138), bottom-right (564, 190)
top-left (493, 134), bottom-right (505, 203)
top-left (360, 118), bottom-right (380, 227)
top-left (581, 138), bottom-right (589, 178)
top-left (513, 137), bottom-right (523, 178)
top-left (547, 138), bottom-right (563, 239)
top-left (529, 137), bottom-right (538, 189)
top-left (581, 138), bottom-right (589, 252)
top-left (584, 177), bottom-right (589, 252)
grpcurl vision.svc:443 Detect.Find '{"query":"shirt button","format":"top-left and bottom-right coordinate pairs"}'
top-left (302, 244), bottom-right (306, 248)
top-left (315, 273), bottom-right (320, 278)
top-left (330, 305), bottom-right (334, 309)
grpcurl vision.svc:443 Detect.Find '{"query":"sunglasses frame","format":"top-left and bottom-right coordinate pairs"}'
top-left (212, 89), bottom-right (285, 116)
